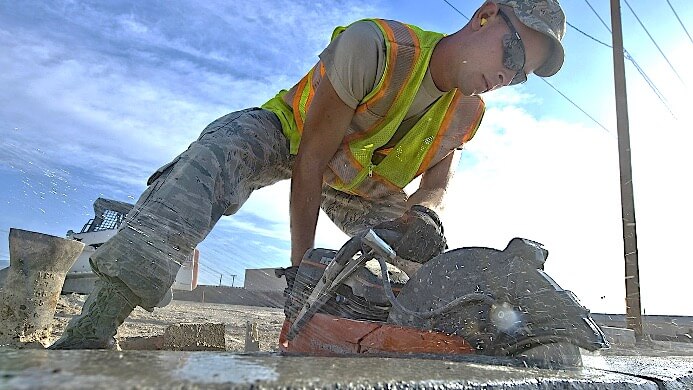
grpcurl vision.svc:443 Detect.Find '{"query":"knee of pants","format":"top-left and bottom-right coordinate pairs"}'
top-left (89, 226), bottom-right (181, 311)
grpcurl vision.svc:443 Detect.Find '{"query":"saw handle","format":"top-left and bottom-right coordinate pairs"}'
top-left (332, 236), bottom-right (362, 266)
top-left (362, 229), bottom-right (396, 260)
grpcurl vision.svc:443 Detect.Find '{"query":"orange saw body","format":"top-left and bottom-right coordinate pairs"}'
top-left (278, 232), bottom-right (608, 362)
top-left (279, 314), bottom-right (475, 356)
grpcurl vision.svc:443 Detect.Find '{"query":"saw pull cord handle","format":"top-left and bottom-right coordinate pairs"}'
top-left (361, 229), bottom-right (496, 319)
top-left (375, 257), bottom-right (495, 319)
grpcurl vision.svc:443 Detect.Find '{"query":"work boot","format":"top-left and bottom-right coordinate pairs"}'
top-left (48, 278), bottom-right (140, 350)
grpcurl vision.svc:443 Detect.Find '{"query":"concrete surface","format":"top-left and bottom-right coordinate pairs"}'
top-left (1, 348), bottom-right (692, 389)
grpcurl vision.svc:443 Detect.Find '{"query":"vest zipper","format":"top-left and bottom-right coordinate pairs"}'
top-left (368, 164), bottom-right (374, 177)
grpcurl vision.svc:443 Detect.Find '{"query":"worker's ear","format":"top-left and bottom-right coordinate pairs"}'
top-left (473, 0), bottom-right (500, 31)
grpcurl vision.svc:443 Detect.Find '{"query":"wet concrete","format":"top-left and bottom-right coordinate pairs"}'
top-left (1, 348), bottom-right (692, 389)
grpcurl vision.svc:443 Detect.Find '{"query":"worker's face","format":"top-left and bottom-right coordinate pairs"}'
top-left (459, 3), bottom-right (552, 95)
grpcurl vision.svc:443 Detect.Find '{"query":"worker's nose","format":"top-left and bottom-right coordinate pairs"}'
top-left (495, 70), bottom-right (512, 88)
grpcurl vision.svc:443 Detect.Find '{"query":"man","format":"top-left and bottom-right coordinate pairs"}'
top-left (50, 0), bottom-right (566, 349)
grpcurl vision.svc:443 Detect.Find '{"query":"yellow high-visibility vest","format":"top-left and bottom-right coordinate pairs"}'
top-left (263, 19), bottom-right (485, 198)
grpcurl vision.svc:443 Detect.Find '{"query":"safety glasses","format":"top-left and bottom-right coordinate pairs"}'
top-left (497, 9), bottom-right (527, 85)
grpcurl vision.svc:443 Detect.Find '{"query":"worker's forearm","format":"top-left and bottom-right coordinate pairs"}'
top-left (289, 157), bottom-right (323, 266)
top-left (285, 76), bottom-right (355, 266)
top-left (406, 151), bottom-right (457, 214)
top-left (406, 188), bottom-right (447, 214)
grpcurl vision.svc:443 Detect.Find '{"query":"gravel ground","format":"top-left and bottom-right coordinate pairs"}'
top-left (52, 294), bottom-right (286, 352)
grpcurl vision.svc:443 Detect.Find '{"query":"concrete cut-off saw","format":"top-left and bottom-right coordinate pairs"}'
top-left (278, 230), bottom-right (609, 367)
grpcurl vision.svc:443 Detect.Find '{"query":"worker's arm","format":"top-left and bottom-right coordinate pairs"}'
top-left (406, 150), bottom-right (460, 214)
top-left (290, 77), bottom-right (356, 266)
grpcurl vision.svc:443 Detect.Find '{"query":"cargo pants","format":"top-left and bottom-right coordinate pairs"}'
top-left (90, 108), bottom-right (408, 309)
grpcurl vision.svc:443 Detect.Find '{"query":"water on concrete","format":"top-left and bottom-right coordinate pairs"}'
top-left (2, 348), bottom-right (692, 389)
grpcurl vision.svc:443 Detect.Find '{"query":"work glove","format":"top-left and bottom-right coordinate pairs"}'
top-left (371, 205), bottom-right (446, 264)
top-left (275, 266), bottom-right (300, 320)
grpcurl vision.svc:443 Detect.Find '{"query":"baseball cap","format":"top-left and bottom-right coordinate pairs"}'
top-left (494, 0), bottom-right (567, 77)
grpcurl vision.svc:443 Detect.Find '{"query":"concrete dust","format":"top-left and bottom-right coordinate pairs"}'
top-left (51, 294), bottom-right (285, 352)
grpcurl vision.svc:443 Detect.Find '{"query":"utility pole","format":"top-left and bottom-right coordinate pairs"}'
top-left (219, 274), bottom-right (223, 287)
top-left (230, 274), bottom-right (237, 288)
top-left (610, 0), bottom-right (643, 339)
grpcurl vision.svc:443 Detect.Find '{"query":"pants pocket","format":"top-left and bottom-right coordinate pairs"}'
top-left (146, 156), bottom-right (180, 186)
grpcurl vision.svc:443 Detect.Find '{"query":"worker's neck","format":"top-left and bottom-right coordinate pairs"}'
top-left (430, 33), bottom-right (463, 93)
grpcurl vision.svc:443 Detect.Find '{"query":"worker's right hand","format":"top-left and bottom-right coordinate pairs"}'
top-left (371, 205), bottom-right (446, 264)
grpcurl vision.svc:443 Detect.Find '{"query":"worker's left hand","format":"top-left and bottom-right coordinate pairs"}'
top-left (371, 205), bottom-right (446, 264)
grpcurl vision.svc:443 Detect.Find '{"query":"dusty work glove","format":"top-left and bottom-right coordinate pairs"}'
top-left (275, 266), bottom-right (300, 320)
top-left (371, 205), bottom-right (446, 264)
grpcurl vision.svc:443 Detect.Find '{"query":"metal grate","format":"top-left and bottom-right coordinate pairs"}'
top-left (81, 209), bottom-right (127, 233)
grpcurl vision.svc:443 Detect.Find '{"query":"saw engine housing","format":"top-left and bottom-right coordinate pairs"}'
top-left (290, 248), bottom-right (410, 322)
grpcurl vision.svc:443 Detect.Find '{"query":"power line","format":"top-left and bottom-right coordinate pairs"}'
top-left (198, 262), bottom-right (224, 282)
top-left (666, 0), bottom-right (693, 47)
top-left (624, 52), bottom-right (676, 118)
top-left (623, 0), bottom-right (686, 85)
top-left (439, 0), bottom-right (611, 132)
top-left (197, 260), bottom-right (226, 276)
top-left (441, 0), bottom-right (470, 21)
top-left (198, 261), bottom-right (233, 279)
top-left (566, 21), bottom-right (613, 49)
top-left (539, 79), bottom-right (611, 134)
top-left (584, 0), bottom-right (612, 33)
top-left (582, 0), bottom-right (676, 118)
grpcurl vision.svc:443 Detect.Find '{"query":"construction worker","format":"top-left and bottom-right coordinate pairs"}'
top-left (50, 0), bottom-right (566, 349)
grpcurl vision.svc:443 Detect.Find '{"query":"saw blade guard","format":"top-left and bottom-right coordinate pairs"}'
top-left (387, 237), bottom-right (610, 356)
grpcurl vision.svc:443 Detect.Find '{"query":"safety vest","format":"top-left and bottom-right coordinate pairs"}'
top-left (262, 19), bottom-right (485, 198)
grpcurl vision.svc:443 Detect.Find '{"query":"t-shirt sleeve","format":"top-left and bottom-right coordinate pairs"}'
top-left (319, 21), bottom-right (385, 110)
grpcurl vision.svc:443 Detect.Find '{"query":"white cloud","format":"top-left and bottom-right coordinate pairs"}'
top-left (0, 0), bottom-right (381, 194)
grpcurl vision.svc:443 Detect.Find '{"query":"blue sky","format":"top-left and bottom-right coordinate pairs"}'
top-left (1, 0), bottom-right (692, 315)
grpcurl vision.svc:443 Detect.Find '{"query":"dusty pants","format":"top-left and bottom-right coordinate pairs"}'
top-left (90, 108), bottom-right (408, 309)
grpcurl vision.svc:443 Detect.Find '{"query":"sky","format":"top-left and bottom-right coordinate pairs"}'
top-left (1, 0), bottom-right (692, 316)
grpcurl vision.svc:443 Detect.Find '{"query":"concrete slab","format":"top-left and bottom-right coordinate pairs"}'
top-left (584, 355), bottom-right (693, 390)
top-left (2, 349), bottom-right (692, 389)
